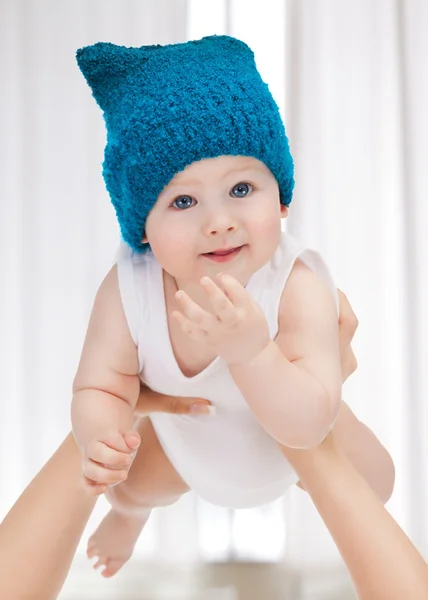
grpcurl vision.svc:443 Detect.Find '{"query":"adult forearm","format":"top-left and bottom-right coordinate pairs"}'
top-left (331, 401), bottom-right (395, 504)
top-left (0, 433), bottom-right (96, 600)
top-left (283, 439), bottom-right (428, 600)
top-left (229, 340), bottom-right (338, 448)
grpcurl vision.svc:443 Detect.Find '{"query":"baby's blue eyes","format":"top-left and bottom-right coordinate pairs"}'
top-left (171, 182), bottom-right (254, 209)
top-left (172, 195), bottom-right (194, 210)
top-left (231, 182), bottom-right (252, 197)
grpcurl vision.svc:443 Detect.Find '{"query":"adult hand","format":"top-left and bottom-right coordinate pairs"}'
top-left (135, 383), bottom-right (215, 417)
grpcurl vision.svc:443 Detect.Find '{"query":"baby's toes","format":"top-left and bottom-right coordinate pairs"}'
top-left (92, 556), bottom-right (108, 571)
top-left (101, 558), bottom-right (125, 578)
top-left (86, 543), bottom-right (98, 559)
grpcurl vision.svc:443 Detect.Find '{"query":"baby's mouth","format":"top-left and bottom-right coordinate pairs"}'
top-left (202, 246), bottom-right (244, 262)
top-left (207, 248), bottom-right (239, 256)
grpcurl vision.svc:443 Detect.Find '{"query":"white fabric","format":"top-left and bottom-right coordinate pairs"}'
top-left (116, 232), bottom-right (338, 508)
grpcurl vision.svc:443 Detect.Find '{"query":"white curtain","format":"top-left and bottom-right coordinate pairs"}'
top-left (1, 0), bottom-right (427, 581)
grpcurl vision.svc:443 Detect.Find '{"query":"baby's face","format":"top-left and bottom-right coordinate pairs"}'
top-left (144, 155), bottom-right (288, 286)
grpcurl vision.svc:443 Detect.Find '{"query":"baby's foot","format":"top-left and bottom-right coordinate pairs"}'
top-left (87, 509), bottom-right (149, 577)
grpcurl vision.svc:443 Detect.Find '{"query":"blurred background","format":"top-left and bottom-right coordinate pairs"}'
top-left (0, 0), bottom-right (427, 598)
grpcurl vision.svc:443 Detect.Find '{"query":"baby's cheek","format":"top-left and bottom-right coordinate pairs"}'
top-left (254, 213), bottom-right (282, 240)
top-left (150, 229), bottom-right (193, 268)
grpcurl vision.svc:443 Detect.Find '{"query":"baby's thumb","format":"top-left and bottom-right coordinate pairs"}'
top-left (124, 430), bottom-right (141, 450)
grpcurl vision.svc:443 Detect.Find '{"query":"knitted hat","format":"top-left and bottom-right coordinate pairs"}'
top-left (76, 35), bottom-right (294, 253)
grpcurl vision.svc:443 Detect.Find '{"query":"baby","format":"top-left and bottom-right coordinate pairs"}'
top-left (72, 36), bottom-right (394, 577)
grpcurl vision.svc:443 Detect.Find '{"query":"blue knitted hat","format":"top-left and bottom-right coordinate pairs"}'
top-left (76, 35), bottom-right (294, 253)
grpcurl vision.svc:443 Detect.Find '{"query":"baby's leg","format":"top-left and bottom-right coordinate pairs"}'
top-left (87, 417), bottom-right (189, 577)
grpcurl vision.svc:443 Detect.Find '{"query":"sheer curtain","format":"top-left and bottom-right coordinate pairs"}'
top-left (1, 0), bottom-right (427, 580)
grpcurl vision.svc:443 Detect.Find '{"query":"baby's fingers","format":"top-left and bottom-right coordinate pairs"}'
top-left (87, 440), bottom-right (133, 469)
top-left (83, 459), bottom-right (129, 487)
top-left (79, 476), bottom-right (107, 497)
top-left (123, 431), bottom-right (141, 451)
top-left (97, 430), bottom-right (135, 454)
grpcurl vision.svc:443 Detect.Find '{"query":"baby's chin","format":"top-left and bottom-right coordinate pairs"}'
top-left (171, 266), bottom-right (252, 291)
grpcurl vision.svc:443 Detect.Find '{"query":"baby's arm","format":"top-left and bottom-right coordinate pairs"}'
top-left (229, 260), bottom-right (342, 449)
top-left (71, 265), bottom-right (141, 493)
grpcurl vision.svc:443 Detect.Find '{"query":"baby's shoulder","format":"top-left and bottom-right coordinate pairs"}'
top-left (282, 258), bottom-right (318, 297)
top-left (96, 263), bottom-right (122, 308)
top-left (88, 264), bottom-right (139, 373)
top-left (278, 258), bottom-right (336, 329)
top-left (99, 263), bottom-right (139, 336)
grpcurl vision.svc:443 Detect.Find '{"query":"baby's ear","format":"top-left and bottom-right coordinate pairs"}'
top-left (76, 42), bottom-right (148, 113)
top-left (280, 204), bottom-right (289, 218)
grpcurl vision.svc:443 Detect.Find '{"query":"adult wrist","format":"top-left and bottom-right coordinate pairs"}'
top-left (283, 433), bottom-right (346, 486)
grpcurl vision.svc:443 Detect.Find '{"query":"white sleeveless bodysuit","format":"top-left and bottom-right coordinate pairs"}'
top-left (116, 232), bottom-right (338, 508)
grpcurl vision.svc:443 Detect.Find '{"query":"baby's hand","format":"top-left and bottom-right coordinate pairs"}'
top-left (80, 430), bottom-right (141, 496)
top-left (172, 273), bottom-right (270, 366)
